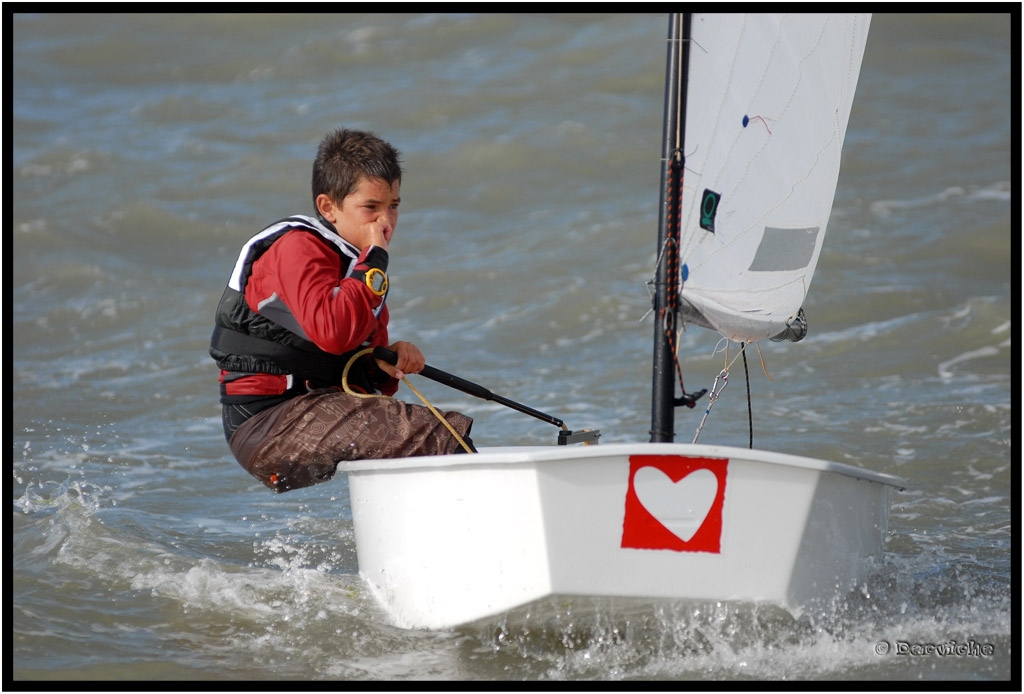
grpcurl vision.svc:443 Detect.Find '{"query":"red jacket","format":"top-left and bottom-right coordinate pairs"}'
top-left (214, 217), bottom-right (398, 398)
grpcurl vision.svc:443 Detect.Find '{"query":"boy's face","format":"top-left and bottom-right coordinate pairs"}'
top-left (317, 176), bottom-right (401, 251)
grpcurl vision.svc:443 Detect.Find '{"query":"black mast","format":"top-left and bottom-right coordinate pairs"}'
top-left (650, 13), bottom-right (692, 443)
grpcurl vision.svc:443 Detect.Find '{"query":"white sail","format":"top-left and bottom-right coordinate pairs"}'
top-left (678, 14), bottom-right (870, 342)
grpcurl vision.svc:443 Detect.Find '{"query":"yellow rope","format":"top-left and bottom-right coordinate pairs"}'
top-left (399, 377), bottom-right (475, 453)
top-left (754, 341), bottom-right (774, 382)
top-left (342, 348), bottom-right (475, 454)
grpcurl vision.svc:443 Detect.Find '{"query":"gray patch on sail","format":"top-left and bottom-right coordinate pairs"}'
top-left (748, 226), bottom-right (820, 272)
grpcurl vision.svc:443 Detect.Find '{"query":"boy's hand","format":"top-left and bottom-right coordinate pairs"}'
top-left (376, 341), bottom-right (424, 380)
top-left (365, 221), bottom-right (391, 251)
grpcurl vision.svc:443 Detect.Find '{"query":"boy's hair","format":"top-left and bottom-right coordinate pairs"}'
top-left (312, 128), bottom-right (403, 207)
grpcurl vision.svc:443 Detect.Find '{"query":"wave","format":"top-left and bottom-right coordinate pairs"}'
top-left (870, 180), bottom-right (1011, 217)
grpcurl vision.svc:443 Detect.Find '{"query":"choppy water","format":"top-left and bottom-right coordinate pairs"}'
top-left (12, 12), bottom-right (1014, 683)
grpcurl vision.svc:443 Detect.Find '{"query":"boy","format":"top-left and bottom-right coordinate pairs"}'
top-left (210, 128), bottom-right (474, 492)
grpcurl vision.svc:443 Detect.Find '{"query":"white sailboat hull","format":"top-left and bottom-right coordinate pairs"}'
top-left (343, 443), bottom-right (904, 630)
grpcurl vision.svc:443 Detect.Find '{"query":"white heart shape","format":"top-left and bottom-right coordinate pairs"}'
top-left (633, 466), bottom-right (718, 542)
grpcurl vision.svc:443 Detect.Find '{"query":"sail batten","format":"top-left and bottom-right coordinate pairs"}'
top-left (678, 13), bottom-right (870, 342)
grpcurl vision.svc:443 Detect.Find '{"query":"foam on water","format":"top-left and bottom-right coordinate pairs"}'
top-left (13, 455), bottom-right (1011, 681)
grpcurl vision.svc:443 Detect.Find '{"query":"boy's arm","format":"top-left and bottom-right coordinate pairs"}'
top-left (246, 232), bottom-right (387, 355)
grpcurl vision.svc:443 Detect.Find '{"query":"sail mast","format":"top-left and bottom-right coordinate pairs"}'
top-left (650, 13), bottom-right (691, 443)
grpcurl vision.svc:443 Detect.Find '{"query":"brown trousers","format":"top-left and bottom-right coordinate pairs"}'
top-left (228, 388), bottom-right (473, 492)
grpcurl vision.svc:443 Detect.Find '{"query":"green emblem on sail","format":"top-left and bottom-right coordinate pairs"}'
top-left (700, 189), bottom-right (721, 233)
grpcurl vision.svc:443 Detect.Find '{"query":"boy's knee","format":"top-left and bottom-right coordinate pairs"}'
top-left (246, 456), bottom-right (337, 493)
